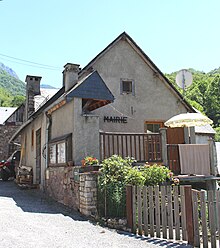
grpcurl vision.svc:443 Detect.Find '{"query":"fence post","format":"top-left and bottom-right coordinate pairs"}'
top-left (159, 128), bottom-right (167, 166)
top-left (208, 138), bottom-right (217, 176)
top-left (184, 185), bottom-right (194, 246)
top-left (126, 185), bottom-right (133, 229)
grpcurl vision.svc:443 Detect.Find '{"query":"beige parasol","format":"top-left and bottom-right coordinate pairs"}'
top-left (164, 112), bottom-right (213, 128)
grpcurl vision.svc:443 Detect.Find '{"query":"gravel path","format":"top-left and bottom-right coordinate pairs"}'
top-left (0, 180), bottom-right (190, 248)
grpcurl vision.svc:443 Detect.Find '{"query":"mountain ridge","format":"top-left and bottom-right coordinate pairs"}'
top-left (0, 62), bottom-right (19, 79)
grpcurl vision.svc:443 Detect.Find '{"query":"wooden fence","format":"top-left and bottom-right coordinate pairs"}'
top-left (100, 132), bottom-right (162, 162)
top-left (126, 185), bottom-right (220, 247)
top-left (191, 189), bottom-right (220, 248)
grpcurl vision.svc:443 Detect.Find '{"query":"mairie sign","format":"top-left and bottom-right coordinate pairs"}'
top-left (104, 116), bottom-right (127, 123)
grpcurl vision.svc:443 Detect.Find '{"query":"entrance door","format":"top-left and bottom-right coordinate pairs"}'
top-left (36, 128), bottom-right (41, 184)
top-left (167, 127), bottom-right (184, 175)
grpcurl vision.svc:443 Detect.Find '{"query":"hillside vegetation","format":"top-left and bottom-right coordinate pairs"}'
top-left (0, 68), bottom-right (25, 107)
top-left (165, 68), bottom-right (220, 141)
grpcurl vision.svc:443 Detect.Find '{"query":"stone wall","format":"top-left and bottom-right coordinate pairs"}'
top-left (0, 124), bottom-right (20, 160)
top-left (79, 172), bottom-right (98, 217)
top-left (45, 166), bottom-right (80, 210)
top-left (45, 167), bottom-right (98, 217)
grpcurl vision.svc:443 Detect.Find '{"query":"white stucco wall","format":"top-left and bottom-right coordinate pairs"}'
top-left (49, 98), bottom-right (100, 166)
top-left (72, 98), bottom-right (100, 165)
top-left (51, 101), bottom-right (74, 139)
top-left (90, 39), bottom-right (188, 132)
top-left (20, 113), bottom-right (47, 186)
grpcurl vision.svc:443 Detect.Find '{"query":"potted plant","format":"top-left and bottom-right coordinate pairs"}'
top-left (80, 156), bottom-right (100, 172)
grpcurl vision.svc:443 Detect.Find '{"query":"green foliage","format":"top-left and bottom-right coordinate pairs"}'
top-left (99, 155), bottom-right (135, 186)
top-left (0, 68), bottom-right (25, 107)
top-left (204, 75), bottom-right (220, 127)
top-left (99, 155), bottom-right (174, 188)
top-left (107, 182), bottom-right (126, 217)
top-left (11, 95), bottom-right (25, 107)
top-left (125, 167), bottom-right (145, 186)
top-left (214, 127), bottom-right (220, 142)
top-left (0, 87), bottom-right (25, 107)
top-left (0, 87), bottom-right (13, 106)
top-left (98, 155), bottom-right (132, 217)
top-left (166, 69), bottom-right (220, 130)
top-left (98, 155), bottom-right (134, 217)
top-left (97, 155), bottom-right (177, 217)
top-left (140, 164), bottom-right (173, 186)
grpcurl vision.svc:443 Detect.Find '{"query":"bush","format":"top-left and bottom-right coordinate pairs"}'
top-left (141, 164), bottom-right (173, 186)
top-left (98, 155), bottom-right (135, 218)
top-left (99, 155), bottom-right (135, 186)
top-left (99, 155), bottom-right (174, 187)
top-left (97, 155), bottom-right (176, 218)
top-left (125, 167), bottom-right (145, 186)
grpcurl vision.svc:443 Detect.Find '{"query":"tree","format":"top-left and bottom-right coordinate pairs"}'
top-left (0, 87), bottom-right (12, 106)
top-left (204, 75), bottom-right (220, 127)
top-left (214, 127), bottom-right (220, 142)
top-left (11, 95), bottom-right (25, 107)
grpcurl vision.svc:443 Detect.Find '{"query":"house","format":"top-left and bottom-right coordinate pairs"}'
top-left (0, 79), bottom-right (59, 161)
top-left (10, 32), bottom-right (219, 210)
top-left (0, 107), bottom-right (21, 160)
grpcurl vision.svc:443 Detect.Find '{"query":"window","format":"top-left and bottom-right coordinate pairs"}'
top-left (48, 134), bottom-right (72, 166)
top-left (144, 122), bottom-right (163, 134)
top-left (120, 79), bottom-right (135, 95)
top-left (122, 81), bottom-right (132, 93)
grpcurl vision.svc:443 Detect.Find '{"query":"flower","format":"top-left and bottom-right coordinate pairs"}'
top-left (173, 178), bottom-right (180, 185)
top-left (84, 156), bottom-right (99, 166)
top-left (167, 171), bottom-right (174, 179)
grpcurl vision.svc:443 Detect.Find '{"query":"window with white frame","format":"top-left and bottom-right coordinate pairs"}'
top-left (49, 134), bottom-right (72, 166)
top-left (120, 79), bottom-right (135, 95)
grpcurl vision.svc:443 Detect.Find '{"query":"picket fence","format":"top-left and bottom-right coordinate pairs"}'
top-left (127, 185), bottom-right (220, 247)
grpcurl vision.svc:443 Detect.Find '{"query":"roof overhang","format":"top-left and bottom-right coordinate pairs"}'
top-left (66, 71), bottom-right (114, 111)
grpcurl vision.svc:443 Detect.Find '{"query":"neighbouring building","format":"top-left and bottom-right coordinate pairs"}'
top-left (10, 32), bottom-right (219, 214)
top-left (0, 107), bottom-right (21, 160)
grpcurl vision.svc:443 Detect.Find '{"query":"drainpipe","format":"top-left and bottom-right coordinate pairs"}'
top-left (45, 112), bottom-right (52, 186)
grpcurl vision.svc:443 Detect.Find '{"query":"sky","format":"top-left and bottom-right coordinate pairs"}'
top-left (0, 0), bottom-right (220, 88)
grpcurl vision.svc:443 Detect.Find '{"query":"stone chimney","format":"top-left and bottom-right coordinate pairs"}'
top-left (25, 75), bottom-right (41, 120)
top-left (63, 63), bottom-right (80, 92)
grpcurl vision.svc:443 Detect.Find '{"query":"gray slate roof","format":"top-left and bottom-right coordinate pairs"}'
top-left (66, 71), bottom-right (114, 102)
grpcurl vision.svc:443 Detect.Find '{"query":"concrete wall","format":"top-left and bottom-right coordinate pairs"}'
top-left (20, 113), bottom-right (47, 186)
top-left (50, 98), bottom-right (100, 166)
top-left (50, 102), bottom-right (74, 140)
top-left (90, 39), bottom-right (188, 132)
top-left (72, 98), bottom-right (100, 165)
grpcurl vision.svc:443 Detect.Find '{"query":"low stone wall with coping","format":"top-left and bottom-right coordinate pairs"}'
top-left (45, 167), bottom-right (98, 217)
